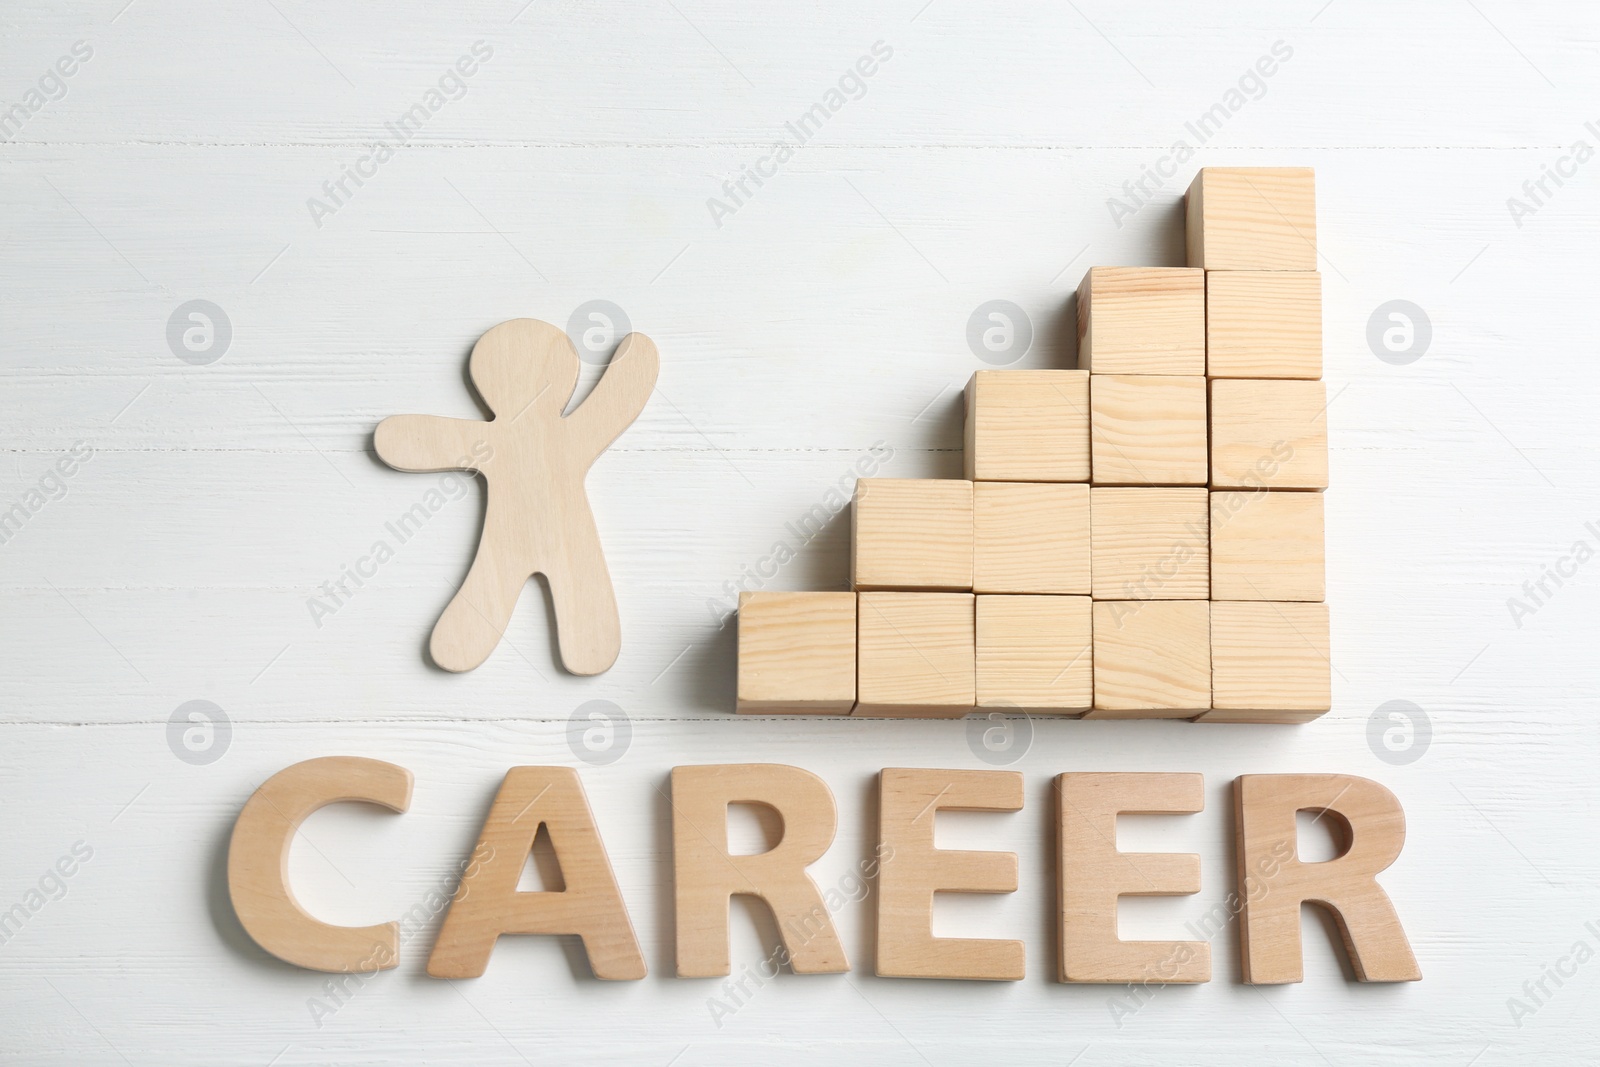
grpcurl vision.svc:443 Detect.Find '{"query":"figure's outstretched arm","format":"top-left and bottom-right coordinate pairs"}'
top-left (566, 332), bottom-right (659, 462)
top-left (375, 414), bottom-right (493, 474)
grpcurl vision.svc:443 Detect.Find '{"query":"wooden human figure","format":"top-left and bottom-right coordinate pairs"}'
top-left (375, 318), bottom-right (658, 675)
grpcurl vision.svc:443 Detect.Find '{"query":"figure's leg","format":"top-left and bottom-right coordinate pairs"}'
top-left (541, 501), bottom-right (621, 676)
top-left (431, 541), bottom-right (527, 672)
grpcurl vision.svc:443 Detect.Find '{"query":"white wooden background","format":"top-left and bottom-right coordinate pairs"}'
top-left (4, 0), bottom-right (1599, 1062)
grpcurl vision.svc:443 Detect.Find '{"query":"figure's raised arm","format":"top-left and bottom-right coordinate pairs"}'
top-left (374, 414), bottom-right (493, 474)
top-left (566, 332), bottom-right (659, 461)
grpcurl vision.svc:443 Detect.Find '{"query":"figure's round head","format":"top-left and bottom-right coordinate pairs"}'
top-left (468, 318), bottom-right (580, 420)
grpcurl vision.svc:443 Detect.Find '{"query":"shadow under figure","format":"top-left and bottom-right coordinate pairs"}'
top-left (375, 318), bottom-right (659, 675)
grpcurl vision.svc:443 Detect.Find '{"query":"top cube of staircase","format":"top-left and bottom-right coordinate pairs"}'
top-left (1186, 167), bottom-right (1317, 271)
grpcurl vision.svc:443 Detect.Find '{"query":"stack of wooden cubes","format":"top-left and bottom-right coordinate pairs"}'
top-left (736, 167), bottom-right (1329, 724)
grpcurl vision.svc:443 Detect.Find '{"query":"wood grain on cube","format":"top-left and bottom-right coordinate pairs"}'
top-left (1077, 267), bottom-right (1205, 375)
top-left (855, 592), bottom-right (975, 717)
top-left (852, 479), bottom-right (973, 591)
top-left (735, 592), bottom-right (856, 714)
top-left (1090, 487), bottom-right (1209, 600)
top-left (1210, 490), bottom-right (1325, 601)
top-left (1206, 271), bottom-right (1322, 379)
top-left (964, 370), bottom-right (1090, 482)
top-left (1186, 167), bottom-right (1317, 271)
top-left (1090, 375), bottom-right (1207, 486)
top-left (1085, 600), bottom-right (1210, 718)
top-left (974, 482), bottom-right (1090, 594)
top-left (975, 595), bottom-right (1092, 714)
top-left (1209, 379), bottom-right (1328, 491)
top-left (1199, 601), bottom-right (1330, 724)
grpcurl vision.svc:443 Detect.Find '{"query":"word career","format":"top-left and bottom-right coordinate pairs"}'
top-left (228, 760), bottom-right (1420, 987)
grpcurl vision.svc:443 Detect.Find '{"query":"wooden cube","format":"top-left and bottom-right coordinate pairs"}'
top-left (1084, 601), bottom-right (1209, 718)
top-left (1210, 490), bottom-right (1324, 601)
top-left (1206, 271), bottom-right (1322, 379)
top-left (1196, 601), bottom-right (1330, 724)
top-left (1090, 487), bottom-right (1208, 600)
top-left (852, 479), bottom-right (973, 591)
top-left (976, 595), bottom-right (1092, 714)
top-left (974, 482), bottom-right (1090, 594)
top-left (856, 592), bottom-right (975, 717)
top-left (1090, 375), bottom-right (1207, 486)
top-left (1077, 267), bottom-right (1204, 375)
top-left (1186, 167), bottom-right (1317, 271)
top-left (1209, 379), bottom-right (1328, 491)
top-left (964, 370), bottom-right (1090, 482)
top-left (736, 592), bottom-right (856, 714)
